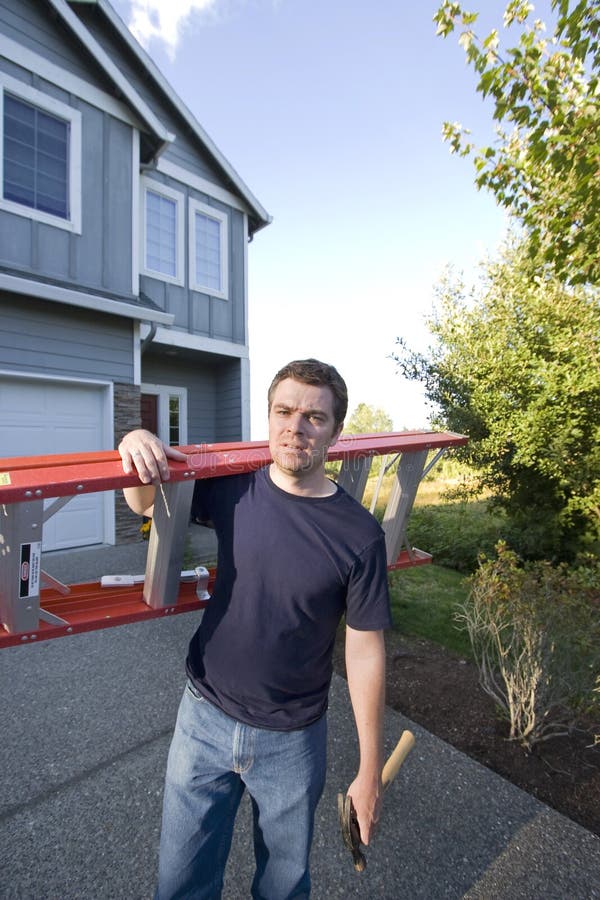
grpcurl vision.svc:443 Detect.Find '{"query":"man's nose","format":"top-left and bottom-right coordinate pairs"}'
top-left (286, 412), bottom-right (304, 432)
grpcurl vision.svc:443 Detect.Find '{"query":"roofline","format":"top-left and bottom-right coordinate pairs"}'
top-left (69, 0), bottom-right (272, 233)
top-left (47, 0), bottom-right (174, 153)
top-left (0, 273), bottom-right (175, 325)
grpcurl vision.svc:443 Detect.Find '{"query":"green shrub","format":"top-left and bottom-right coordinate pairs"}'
top-left (457, 544), bottom-right (600, 748)
top-left (408, 501), bottom-right (506, 573)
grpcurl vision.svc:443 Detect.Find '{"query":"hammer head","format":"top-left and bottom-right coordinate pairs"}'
top-left (337, 792), bottom-right (366, 872)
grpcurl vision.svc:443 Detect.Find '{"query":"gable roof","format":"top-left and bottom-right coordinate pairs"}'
top-left (49, 0), bottom-right (271, 235)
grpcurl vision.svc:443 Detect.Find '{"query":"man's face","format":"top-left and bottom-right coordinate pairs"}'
top-left (268, 378), bottom-right (342, 478)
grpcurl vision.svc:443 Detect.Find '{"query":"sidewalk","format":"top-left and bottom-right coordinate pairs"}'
top-left (1, 538), bottom-right (599, 899)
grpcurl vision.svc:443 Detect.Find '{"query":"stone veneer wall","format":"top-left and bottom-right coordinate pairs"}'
top-left (113, 382), bottom-right (142, 543)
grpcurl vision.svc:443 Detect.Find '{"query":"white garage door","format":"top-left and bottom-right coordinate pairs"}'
top-left (0, 377), bottom-right (110, 551)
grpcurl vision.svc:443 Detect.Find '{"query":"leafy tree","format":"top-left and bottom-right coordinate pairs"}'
top-left (344, 403), bottom-right (394, 477)
top-left (345, 403), bottom-right (393, 435)
top-left (394, 239), bottom-right (600, 561)
top-left (434, 0), bottom-right (600, 285)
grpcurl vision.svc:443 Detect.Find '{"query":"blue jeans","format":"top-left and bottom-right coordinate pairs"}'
top-left (155, 681), bottom-right (328, 899)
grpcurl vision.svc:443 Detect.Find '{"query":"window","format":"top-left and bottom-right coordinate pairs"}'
top-left (168, 394), bottom-right (181, 446)
top-left (189, 199), bottom-right (228, 299)
top-left (141, 177), bottom-right (184, 285)
top-left (141, 384), bottom-right (188, 446)
top-left (0, 74), bottom-right (81, 232)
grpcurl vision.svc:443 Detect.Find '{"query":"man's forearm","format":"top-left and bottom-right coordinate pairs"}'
top-left (344, 626), bottom-right (386, 844)
top-left (122, 484), bottom-right (156, 517)
top-left (346, 626), bottom-right (386, 776)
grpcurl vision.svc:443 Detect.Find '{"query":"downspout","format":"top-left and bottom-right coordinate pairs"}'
top-left (141, 321), bottom-right (157, 354)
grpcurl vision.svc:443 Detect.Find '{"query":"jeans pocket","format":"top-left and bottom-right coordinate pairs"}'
top-left (185, 679), bottom-right (206, 703)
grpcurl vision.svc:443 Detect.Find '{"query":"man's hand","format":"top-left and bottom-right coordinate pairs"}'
top-left (345, 772), bottom-right (382, 846)
top-left (118, 429), bottom-right (188, 517)
top-left (118, 429), bottom-right (186, 485)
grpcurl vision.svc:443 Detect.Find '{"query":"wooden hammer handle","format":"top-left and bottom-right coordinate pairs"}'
top-left (381, 729), bottom-right (415, 790)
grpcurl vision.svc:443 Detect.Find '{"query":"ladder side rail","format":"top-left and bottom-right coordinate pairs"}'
top-left (336, 455), bottom-right (373, 503)
top-left (143, 479), bottom-right (196, 610)
top-left (421, 447), bottom-right (448, 480)
top-left (369, 455), bottom-right (388, 515)
top-left (381, 449), bottom-right (430, 566)
top-left (0, 433), bottom-right (467, 504)
top-left (0, 498), bottom-right (44, 634)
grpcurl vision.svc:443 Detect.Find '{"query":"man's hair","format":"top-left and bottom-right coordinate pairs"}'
top-left (267, 359), bottom-right (348, 429)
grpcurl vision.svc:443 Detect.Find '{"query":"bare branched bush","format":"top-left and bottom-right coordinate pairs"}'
top-left (456, 544), bottom-right (600, 749)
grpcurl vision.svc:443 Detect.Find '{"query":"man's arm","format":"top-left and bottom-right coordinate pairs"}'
top-left (344, 625), bottom-right (386, 846)
top-left (118, 429), bottom-right (187, 516)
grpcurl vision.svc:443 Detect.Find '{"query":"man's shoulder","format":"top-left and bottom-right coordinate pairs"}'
top-left (333, 485), bottom-right (385, 538)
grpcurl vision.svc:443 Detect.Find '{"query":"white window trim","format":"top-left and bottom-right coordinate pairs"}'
top-left (0, 73), bottom-right (82, 233)
top-left (189, 198), bottom-right (229, 300)
top-left (141, 382), bottom-right (188, 445)
top-left (140, 176), bottom-right (185, 286)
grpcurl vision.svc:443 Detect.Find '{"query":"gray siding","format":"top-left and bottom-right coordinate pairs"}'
top-left (142, 350), bottom-right (217, 443)
top-left (74, 5), bottom-right (248, 347)
top-left (140, 176), bottom-right (247, 345)
top-left (0, 58), bottom-right (135, 298)
top-left (0, 295), bottom-right (134, 383)
top-left (74, 5), bottom-right (226, 187)
top-left (1, 0), bottom-right (250, 449)
top-left (1, 0), bottom-right (249, 346)
top-left (215, 360), bottom-right (242, 442)
top-left (0, 0), bottom-right (116, 92)
top-left (141, 351), bottom-right (242, 444)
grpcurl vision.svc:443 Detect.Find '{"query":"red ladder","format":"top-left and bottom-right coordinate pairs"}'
top-left (0, 430), bottom-right (467, 648)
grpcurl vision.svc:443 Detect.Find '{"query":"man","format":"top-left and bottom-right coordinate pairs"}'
top-left (119, 359), bottom-right (391, 899)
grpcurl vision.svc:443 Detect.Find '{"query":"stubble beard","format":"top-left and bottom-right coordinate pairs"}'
top-left (274, 444), bottom-right (328, 476)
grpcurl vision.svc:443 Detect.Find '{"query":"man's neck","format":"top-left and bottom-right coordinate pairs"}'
top-left (268, 463), bottom-right (337, 498)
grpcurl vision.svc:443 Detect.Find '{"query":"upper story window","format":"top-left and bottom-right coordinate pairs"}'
top-left (0, 74), bottom-right (81, 232)
top-left (140, 177), bottom-right (184, 285)
top-left (189, 198), bottom-right (228, 299)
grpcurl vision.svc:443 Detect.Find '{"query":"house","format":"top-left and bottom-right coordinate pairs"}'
top-left (0, 0), bottom-right (271, 551)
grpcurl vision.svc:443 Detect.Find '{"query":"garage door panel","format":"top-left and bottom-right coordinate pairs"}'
top-left (2, 426), bottom-right (50, 457)
top-left (0, 377), bottom-right (110, 551)
top-left (44, 493), bottom-right (105, 550)
top-left (53, 423), bottom-right (103, 451)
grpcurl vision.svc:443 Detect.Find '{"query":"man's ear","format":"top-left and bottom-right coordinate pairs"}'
top-left (330, 423), bottom-right (344, 446)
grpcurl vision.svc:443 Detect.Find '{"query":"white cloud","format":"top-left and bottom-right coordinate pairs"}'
top-left (127, 0), bottom-right (217, 57)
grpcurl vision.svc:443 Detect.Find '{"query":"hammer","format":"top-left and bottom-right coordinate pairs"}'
top-left (338, 729), bottom-right (415, 871)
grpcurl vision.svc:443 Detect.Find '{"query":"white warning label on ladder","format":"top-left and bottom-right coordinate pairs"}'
top-left (19, 542), bottom-right (42, 599)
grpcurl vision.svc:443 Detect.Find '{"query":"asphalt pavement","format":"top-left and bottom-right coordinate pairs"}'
top-left (1, 530), bottom-right (599, 899)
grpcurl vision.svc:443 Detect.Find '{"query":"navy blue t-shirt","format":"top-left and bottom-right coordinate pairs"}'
top-left (186, 466), bottom-right (392, 730)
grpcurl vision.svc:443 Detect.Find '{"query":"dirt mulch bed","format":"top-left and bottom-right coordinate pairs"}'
top-left (332, 630), bottom-right (600, 838)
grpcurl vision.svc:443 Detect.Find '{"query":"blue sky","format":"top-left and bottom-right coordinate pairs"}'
top-left (111, 0), bottom-right (529, 437)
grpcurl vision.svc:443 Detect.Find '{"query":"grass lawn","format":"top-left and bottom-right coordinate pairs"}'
top-left (387, 564), bottom-right (473, 658)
